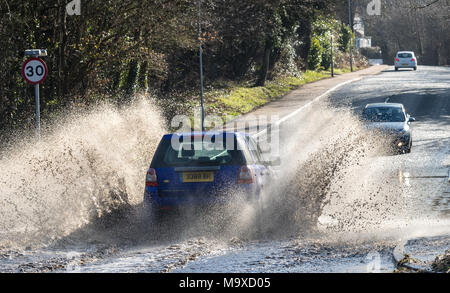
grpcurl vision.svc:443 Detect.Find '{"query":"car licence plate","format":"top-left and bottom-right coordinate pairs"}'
top-left (402, 63), bottom-right (409, 66)
top-left (182, 172), bottom-right (214, 182)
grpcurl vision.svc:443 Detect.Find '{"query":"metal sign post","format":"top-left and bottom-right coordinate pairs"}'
top-left (348, 0), bottom-right (353, 72)
top-left (331, 35), bottom-right (334, 77)
top-left (35, 84), bottom-right (40, 138)
top-left (22, 49), bottom-right (48, 140)
top-left (197, 0), bottom-right (205, 131)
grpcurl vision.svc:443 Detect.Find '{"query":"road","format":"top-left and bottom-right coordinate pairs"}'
top-left (0, 66), bottom-right (448, 273)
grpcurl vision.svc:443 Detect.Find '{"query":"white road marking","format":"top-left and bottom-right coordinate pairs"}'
top-left (254, 77), bottom-right (364, 138)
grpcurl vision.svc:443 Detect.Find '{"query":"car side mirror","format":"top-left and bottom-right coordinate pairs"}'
top-left (408, 117), bottom-right (416, 122)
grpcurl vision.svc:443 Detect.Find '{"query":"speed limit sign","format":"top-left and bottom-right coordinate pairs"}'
top-left (22, 57), bottom-right (48, 85)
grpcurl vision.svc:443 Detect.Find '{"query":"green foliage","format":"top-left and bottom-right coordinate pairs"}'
top-left (310, 16), bottom-right (340, 70)
top-left (320, 42), bottom-right (332, 70)
top-left (308, 37), bottom-right (324, 70)
top-left (0, 0), bottom-right (341, 135)
top-left (338, 24), bottom-right (353, 52)
top-left (212, 70), bottom-right (331, 117)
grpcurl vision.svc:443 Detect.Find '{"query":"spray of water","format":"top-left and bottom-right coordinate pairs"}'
top-left (0, 97), bottom-right (165, 248)
top-left (0, 95), bottom-right (440, 250)
top-left (254, 100), bottom-right (448, 244)
top-left (257, 102), bottom-right (396, 238)
top-left (146, 102), bottom-right (397, 242)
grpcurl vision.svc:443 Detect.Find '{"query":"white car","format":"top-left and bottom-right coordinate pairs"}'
top-left (394, 51), bottom-right (417, 71)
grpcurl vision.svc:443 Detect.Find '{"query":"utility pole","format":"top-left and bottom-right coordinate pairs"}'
top-left (348, 0), bottom-right (353, 72)
top-left (197, 0), bottom-right (205, 131)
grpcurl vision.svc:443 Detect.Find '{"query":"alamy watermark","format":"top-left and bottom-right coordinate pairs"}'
top-left (65, 1), bottom-right (380, 17)
top-left (65, 251), bottom-right (82, 272)
top-left (66, 0), bottom-right (81, 16)
top-left (367, 0), bottom-right (381, 16)
top-left (170, 108), bottom-right (280, 158)
top-left (366, 251), bottom-right (381, 272)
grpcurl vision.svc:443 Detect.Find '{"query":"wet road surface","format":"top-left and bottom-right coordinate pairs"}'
top-left (0, 66), bottom-right (448, 273)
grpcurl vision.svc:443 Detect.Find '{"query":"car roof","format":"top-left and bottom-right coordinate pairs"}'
top-left (162, 131), bottom-right (250, 139)
top-left (365, 103), bottom-right (404, 109)
top-left (396, 51), bottom-right (414, 54)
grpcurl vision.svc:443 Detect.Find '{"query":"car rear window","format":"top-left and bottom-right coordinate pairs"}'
top-left (397, 53), bottom-right (412, 58)
top-left (362, 107), bottom-right (406, 122)
top-left (151, 135), bottom-right (247, 167)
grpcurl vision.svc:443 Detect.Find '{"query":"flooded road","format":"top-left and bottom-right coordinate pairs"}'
top-left (0, 66), bottom-right (448, 273)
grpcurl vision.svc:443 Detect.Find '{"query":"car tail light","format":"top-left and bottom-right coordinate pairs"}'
top-left (411, 58), bottom-right (415, 61)
top-left (146, 168), bottom-right (158, 187)
top-left (395, 58), bottom-right (399, 62)
top-left (238, 166), bottom-right (254, 184)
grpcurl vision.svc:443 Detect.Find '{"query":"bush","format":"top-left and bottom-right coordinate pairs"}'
top-left (308, 37), bottom-right (324, 70)
top-left (320, 41), bottom-right (332, 70)
top-left (333, 49), bottom-right (368, 69)
top-left (360, 47), bottom-right (382, 59)
top-left (338, 24), bottom-right (351, 52)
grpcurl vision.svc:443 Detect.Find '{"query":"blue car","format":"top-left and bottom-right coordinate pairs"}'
top-left (144, 131), bottom-right (278, 218)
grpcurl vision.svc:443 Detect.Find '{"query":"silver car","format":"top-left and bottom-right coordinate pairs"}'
top-left (394, 51), bottom-right (417, 71)
top-left (362, 103), bottom-right (415, 154)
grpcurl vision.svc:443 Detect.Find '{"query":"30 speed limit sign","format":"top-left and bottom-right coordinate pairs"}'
top-left (22, 58), bottom-right (48, 85)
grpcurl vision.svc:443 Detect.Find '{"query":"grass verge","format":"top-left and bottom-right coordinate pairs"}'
top-left (205, 68), bottom-right (353, 117)
top-left (162, 66), bottom-right (364, 132)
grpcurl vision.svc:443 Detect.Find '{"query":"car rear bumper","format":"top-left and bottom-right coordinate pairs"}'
top-left (394, 62), bottom-right (417, 68)
top-left (144, 184), bottom-right (259, 209)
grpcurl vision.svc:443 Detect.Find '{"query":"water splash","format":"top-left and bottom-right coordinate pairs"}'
top-left (0, 97), bottom-right (165, 248)
top-left (258, 102), bottom-right (394, 237)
